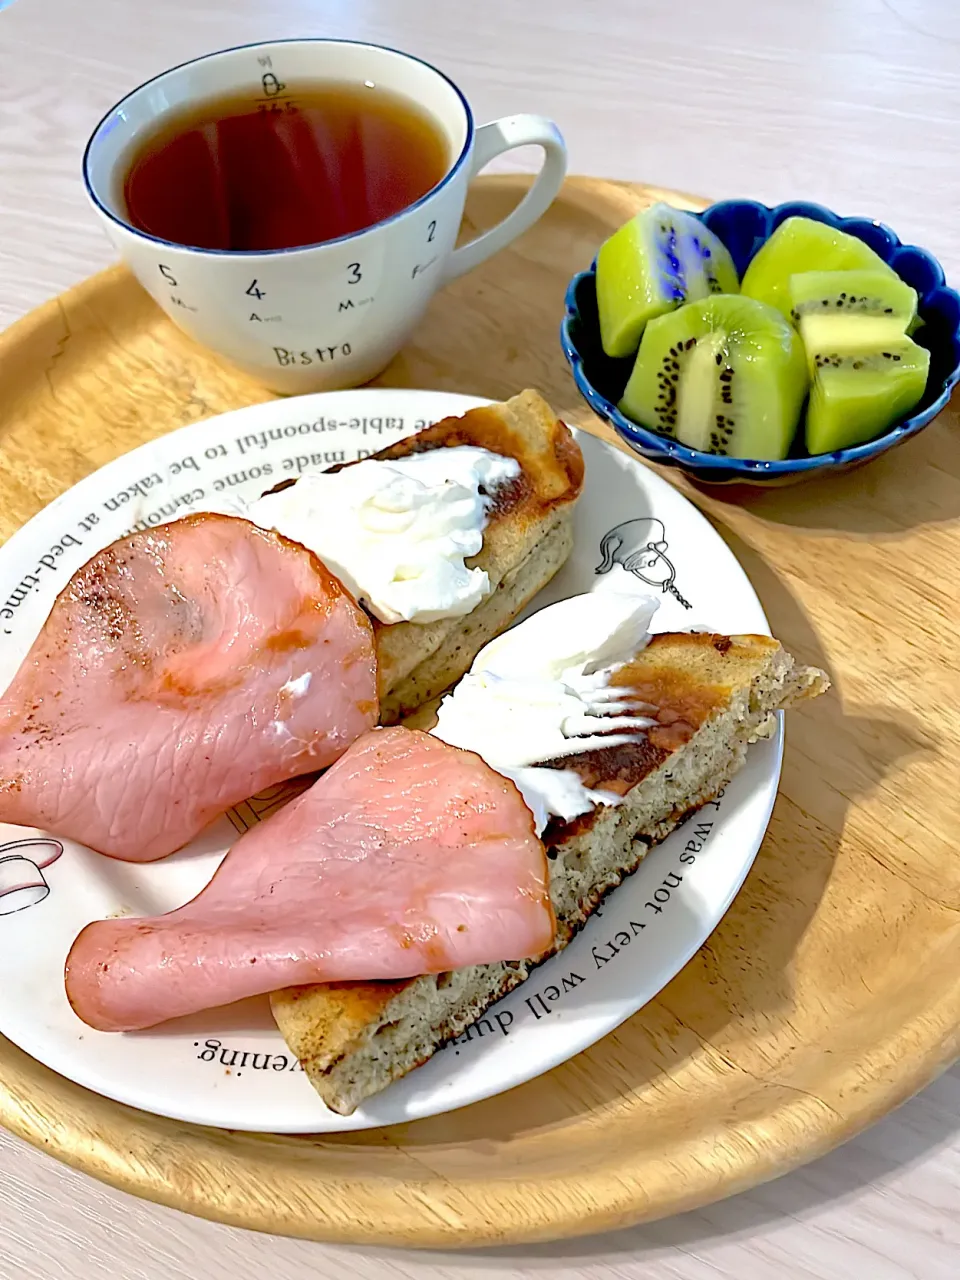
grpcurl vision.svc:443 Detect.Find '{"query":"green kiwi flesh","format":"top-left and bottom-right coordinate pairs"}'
top-left (742, 217), bottom-right (898, 319)
top-left (619, 294), bottom-right (808, 460)
top-left (596, 203), bottom-right (739, 358)
top-left (788, 269), bottom-right (918, 332)
top-left (801, 316), bottom-right (930, 453)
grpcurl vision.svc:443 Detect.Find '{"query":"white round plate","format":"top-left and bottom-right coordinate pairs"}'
top-left (0, 389), bottom-right (779, 1134)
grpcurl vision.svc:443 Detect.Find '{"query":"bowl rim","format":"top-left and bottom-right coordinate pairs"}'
top-left (560, 199), bottom-right (960, 476)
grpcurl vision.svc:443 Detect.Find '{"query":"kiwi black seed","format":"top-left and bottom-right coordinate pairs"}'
top-left (814, 349), bottom-right (906, 374)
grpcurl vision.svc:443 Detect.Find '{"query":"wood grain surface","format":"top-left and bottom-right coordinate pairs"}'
top-left (1, 171), bottom-right (959, 1252)
top-left (3, 1), bottom-right (960, 1276)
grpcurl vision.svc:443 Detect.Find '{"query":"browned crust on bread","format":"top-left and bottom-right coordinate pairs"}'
top-left (272, 978), bottom-right (422, 1075)
top-left (362, 390), bottom-right (583, 639)
top-left (362, 390), bottom-right (585, 522)
top-left (541, 632), bottom-right (780, 843)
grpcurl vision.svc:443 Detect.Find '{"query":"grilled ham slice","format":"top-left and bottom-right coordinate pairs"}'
top-left (0, 513), bottom-right (377, 862)
top-left (64, 727), bottom-right (553, 1032)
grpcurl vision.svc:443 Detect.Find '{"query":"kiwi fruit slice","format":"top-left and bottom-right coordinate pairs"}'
top-left (788, 269), bottom-right (918, 331)
top-left (619, 294), bottom-right (808, 460)
top-left (799, 313), bottom-right (910, 372)
top-left (800, 316), bottom-right (930, 454)
top-left (742, 217), bottom-right (898, 319)
top-left (596, 203), bottom-right (739, 358)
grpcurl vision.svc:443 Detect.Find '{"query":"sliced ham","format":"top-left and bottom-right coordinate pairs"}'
top-left (65, 727), bottom-right (554, 1032)
top-left (0, 514), bottom-right (377, 861)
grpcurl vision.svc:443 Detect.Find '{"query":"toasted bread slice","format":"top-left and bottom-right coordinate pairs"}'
top-left (260, 390), bottom-right (582, 721)
top-left (271, 632), bottom-right (829, 1114)
top-left (343, 389), bottom-right (584, 722)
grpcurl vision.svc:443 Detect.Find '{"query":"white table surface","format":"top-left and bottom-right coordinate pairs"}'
top-left (1, 1), bottom-right (959, 1276)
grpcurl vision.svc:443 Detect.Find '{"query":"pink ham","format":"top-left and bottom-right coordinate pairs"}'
top-left (65, 727), bottom-right (554, 1031)
top-left (0, 514), bottom-right (377, 861)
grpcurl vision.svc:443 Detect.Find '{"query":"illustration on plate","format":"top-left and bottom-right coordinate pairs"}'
top-left (595, 517), bottom-right (692, 609)
top-left (226, 776), bottom-right (317, 835)
top-left (0, 837), bottom-right (64, 917)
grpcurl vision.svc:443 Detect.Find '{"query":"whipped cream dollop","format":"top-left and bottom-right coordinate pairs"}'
top-left (431, 590), bottom-right (661, 834)
top-left (218, 447), bottom-right (520, 624)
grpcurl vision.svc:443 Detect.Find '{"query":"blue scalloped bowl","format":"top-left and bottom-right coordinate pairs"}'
top-left (561, 199), bottom-right (960, 486)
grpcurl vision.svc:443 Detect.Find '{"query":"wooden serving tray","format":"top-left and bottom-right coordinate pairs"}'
top-left (1, 175), bottom-right (958, 1248)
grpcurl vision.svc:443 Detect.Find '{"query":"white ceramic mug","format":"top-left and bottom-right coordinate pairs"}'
top-left (83, 39), bottom-right (567, 393)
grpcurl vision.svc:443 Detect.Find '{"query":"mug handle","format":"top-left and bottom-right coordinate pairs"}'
top-left (443, 115), bottom-right (567, 282)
